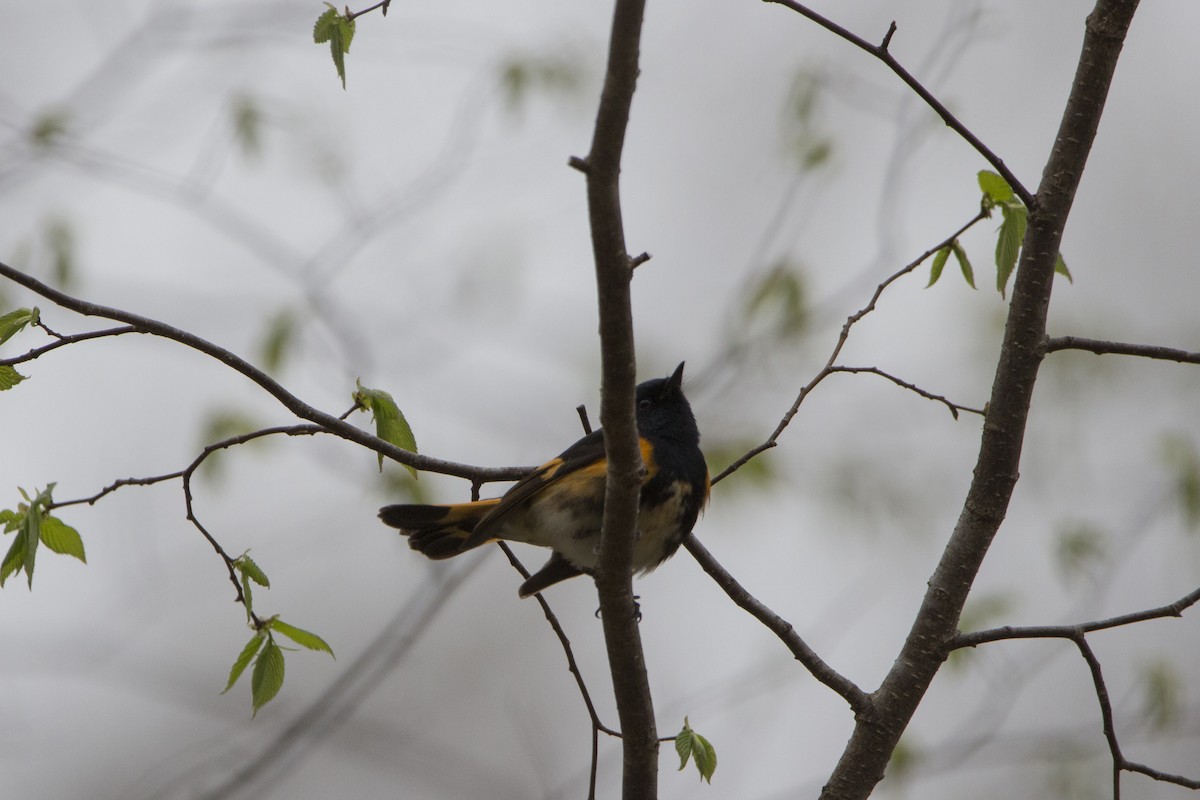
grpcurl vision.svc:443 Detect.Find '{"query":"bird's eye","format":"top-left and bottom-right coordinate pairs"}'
top-left (637, 398), bottom-right (651, 410)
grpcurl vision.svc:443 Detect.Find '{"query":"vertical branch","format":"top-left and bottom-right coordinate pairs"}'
top-left (575, 0), bottom-right (657, 796)
top-left (817, 2), bottom-right (1142, 798)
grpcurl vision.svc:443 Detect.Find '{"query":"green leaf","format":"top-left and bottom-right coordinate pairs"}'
top-left (952, 241), bottom-right (976, 289)
top-left (1055, 522), bottom-right (1106, 583)
top-left (354, 380), bottom-right (419, 476)
top-left (314, 4), bottom-right (356, 90)
top-left (977, 170), bottom-right (1014, 205)
top-left (0, 528), bottom-right (26, 587)
top-left (1054, 251), bottom-right (1073, 283)
top-left (0, 307), bottom-right (38, 345)
top-left (926, 246), bottom-right (950, 288)
top-left (0, 365), bottom-right (27, 391)
top-left (30, 110), bottom-right (70, 148)
top-left (241, 572), bottom-right (254, 620)
top-left (270, 619), bottom-right (335, 657)
top-left (1141, 660), bottom-right (1181, 731)
top-left (237, 554), bottom-right (270, 588)
top-left (235, 554), bottom-right (269, 621)
top-left (1161, 435), bottom-right (1200, 530)
top-left (258, 309), bottom-right (297, 375)
top-left (223, 633), bottom-right (266, 694)
top-left (995, 204), bottom-right (1027, 298)
top-left (742, 261), bottom-right (808, 341)
top-left (20, 501), bottom-right (41, 588)
top-left (45, 219), bottom-right (75, 288)
top-left (251, 637), bottom-right (286, 715)
top-left (782, 66), bottom-right (836, 171)
top-left (39, 515), bottom-right (85, 562)
top-left (313, 4), bottom-right (339, 43)
top-left (231, 94), bottom-right (263, 158)
top-left (675, 717), bottom-right (717, 783)
top-left (499, 53), bottom-right (585, 114)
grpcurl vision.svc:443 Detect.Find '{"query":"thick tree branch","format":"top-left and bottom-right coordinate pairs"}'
top-left (0, 261), bottom-right (529, 484)
top-left (577, 0), bottom-right (657, 796)
top-left (765, 0), bottom-right (1034, 208)
top-left (817, 3), bottom-right (1142, 799)
top-left (1046, 335), bottom-right (1200, 364)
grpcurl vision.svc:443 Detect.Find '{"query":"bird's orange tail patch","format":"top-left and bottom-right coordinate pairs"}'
top-left (379, 499), bottom-right (503, 560)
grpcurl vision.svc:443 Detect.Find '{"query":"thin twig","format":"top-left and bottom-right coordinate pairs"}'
top-left (51, 423), bottom-right (334, 616)
top-left (496, 543), bottom-right (619, 800)
top-left (684, 535), bottom-right (871, 716)
top-left (0, 325), bottom-right (140, 366)
top-left (576, 404), bottom-right (594, 435)
top-left (0, 261), bottom-right (531, 483)
top-left (713, 209), bottom-right (987, 485)
top-left (950, 584), bottom-right (1200, 796)
top-left (764, 1), bottom-right (1034, 208)
top-left (345, 0), bottom-right (391, 22)
top-left (1046, 335), bottom-right (1200, 365)
top-left (951, 584), bottom-right (1200, 648)
top-left (50, 424), bottom-right (327, 510)
top-left (829, 365), bottom-right (985, 419)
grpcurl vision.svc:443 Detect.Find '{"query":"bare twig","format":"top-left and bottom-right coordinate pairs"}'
top-left (828, 365), bottom-right (985, 419)
top-left (497, 543), bottom-right (619, 800)
top-left (951, 584), bottom-right (1200, 648)
top-left (764, 1), bottom-right (1034, 208)
top-left (713, 208), bottom-right (988, 485)
top-left (50, 419), bottom-right (372, 617)
top-left (1046, 335), bottom-right (1200, 365)
top-left (684, 535), bottom-right (870, 716)
top-left (0, 324), bottom-right (140, 366)
top-left (950, 586), bottom-right (1200, 797)
top-left (0, 261), bottom-right (530, 484)
top-left (576, 404), bottom-right (594, 435)
top-left (345, 0), bottom-right (391, 22)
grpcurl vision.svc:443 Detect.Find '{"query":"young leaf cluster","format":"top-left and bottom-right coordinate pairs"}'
top-left (353, 380), bottom-right (418, 476)
top-left (979, 170), bottom-right (1071, 297)
top-left (926, 172), bottom-right (1071, 295)
top-left (0, 306), bottom-right (38, 345)
top-left (313, 4), bottom-right (357, 89)
top-left (926, 240), bottom-right (975, 290)
top-left (0, 306), bottom-right (39, 390)
top-left (675, 717), bottom-right (717, 783)
top-left (0, 485), bottom-right (85, 589)
top-left (224, 556), bottom-right (334, 715)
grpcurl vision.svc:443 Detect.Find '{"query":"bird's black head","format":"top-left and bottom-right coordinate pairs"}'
top-left (635, 362), bottom-right (699, 446)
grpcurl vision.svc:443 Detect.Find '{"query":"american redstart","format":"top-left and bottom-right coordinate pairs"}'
top-left (380, 362), bottom-right (709, 597)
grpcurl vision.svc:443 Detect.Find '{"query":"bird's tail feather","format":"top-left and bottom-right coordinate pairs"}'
top-left (379, 499), bottom-right (502, 559)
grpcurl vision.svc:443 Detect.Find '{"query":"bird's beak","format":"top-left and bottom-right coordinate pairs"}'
top-left (668, 362), bottom-right (685, 390)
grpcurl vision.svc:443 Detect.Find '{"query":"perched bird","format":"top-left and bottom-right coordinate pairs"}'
top-left (380, 362), bottom-right (709, 597)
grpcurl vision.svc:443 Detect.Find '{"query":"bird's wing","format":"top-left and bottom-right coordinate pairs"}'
top-left (459, 428), bottom-right (609, 549)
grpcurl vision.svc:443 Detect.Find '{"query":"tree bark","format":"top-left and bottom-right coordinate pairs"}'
top-left (819, 2), bottom-right (1142, 797)
top-left (582, 0), bottom-right (659, 797)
